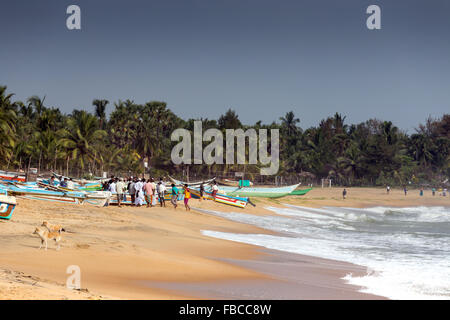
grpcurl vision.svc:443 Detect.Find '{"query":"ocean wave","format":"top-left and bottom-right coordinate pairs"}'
top-left (199, 205), bottom-right (450, 300)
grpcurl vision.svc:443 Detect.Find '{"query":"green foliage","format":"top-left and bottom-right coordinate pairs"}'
top-left (0, 85), bottom-right (449, 184)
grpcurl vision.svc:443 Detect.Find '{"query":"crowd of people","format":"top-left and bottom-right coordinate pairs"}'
top-left (398, 185), bottom-right (448, 197)
top-left (101, 177), bottom-right (219, 211)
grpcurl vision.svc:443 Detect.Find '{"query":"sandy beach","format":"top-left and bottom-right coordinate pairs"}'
top-left (1, 187), bottom-right (448, 300)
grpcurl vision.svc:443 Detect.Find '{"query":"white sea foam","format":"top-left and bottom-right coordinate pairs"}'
top-left (199, 205), bottom-right (450, 300)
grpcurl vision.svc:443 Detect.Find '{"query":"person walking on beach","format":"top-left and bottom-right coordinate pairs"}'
top-left (343, 188), bottom-right (347, 199)
top-left (432, 187), bottom-right (436, 196)
top-left (420, 187), bottom-right (424, 197)
top-left (199, 182), bottom-right (205, 201)
top-left (109, 179), bottom-right (116, 194)
top-left (144, 179), bottom-right (154, 208)
top-left (158, 182), bottom-right (166, 207)
top-left (129, 179), bottom-right (136, 205)
top-left (123, 179), bottom-right (128, 201)
top-left (150, 178), bottom-right (157, 206)
top-left (444, 188), bottom-right (448, 197)
top-left (170, 183), bottom-right (179, 209)
top-left (183, 184), bottom-right (191, 211)
top-left (211, 181), bottom-right (219, 199)
top-left (403, 186), bottom-right (408, 196)
top-left (116, 178), bottom-right (125, 207)
top-left (386, 185), bottom-right (390, 194)
top-left (134, 179), bottom-right (144, 207)
top-left (155, 181), bottom-right (161, 202)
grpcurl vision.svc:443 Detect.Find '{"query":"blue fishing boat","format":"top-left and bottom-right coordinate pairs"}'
top-left (6, 184), bottom-right (110, 206)
top-left (0, 187), bottom-right (17, 220)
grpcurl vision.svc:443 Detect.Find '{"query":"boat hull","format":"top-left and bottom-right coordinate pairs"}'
top-left (168, 176), bottom-right (216, 188)
top-left (7, 185), bottom-right (111, 205)
top-left (18, 194), bottom-right (80, 204)
top-left (189, 188), bottom-right (248, 208)
top-left (84, 191), bottom-right (111, 206)
top-left (214, 183), bottom-right (301, 198)
top-left (0, 195), bottom-right (17, 220)
top-left (0, 173), bottom-right (26, 183)
top-left (289, 188), bottom-right (313, 195)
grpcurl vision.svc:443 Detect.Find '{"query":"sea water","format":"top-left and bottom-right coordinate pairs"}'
top-left (199, 205), bottom-right (450, 299)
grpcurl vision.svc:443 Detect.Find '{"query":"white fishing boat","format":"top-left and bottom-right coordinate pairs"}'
top-left (168, 176), bottom-right (216, 187)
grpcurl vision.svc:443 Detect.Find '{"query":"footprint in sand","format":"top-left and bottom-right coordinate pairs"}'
top-left (75, 243), bottom-right (90, 249)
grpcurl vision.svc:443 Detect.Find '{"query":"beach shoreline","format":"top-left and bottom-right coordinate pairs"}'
top-left (1, 187), bottom-right (448, 300)
top-left (145, 248), bottom-right (386, 300)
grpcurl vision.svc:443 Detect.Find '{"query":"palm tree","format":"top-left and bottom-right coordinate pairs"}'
top-left (27, 95), bottom-right (46, 119)
top-left (93, 99), bottom-right (109, 130)
top-left (0, 87), bottom-right (18, 166)
top-left (113, 147), bottom-right (142, 174)
top-left (280, 111), bottom-right (300, 136)
top-left (218, 109), bottom-right (242, 130)
top-left (410, 133), bottom-right (434, 167)
top-left (109, 100), bottom-right (139, 149)
top-left (58, 110), bottom-right (106, 176)
top-left (337, 143), bottom-right (366, 184)
top-left (0, 86), bottom-right (16, 111)
top-left (33, 130), bottom-right (60, 172)
top-left (0, 108), bottom-right (17, 166)
top-left (332, 112), bottom-right (347, 134)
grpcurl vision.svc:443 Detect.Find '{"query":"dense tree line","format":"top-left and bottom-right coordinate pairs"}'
top-left (0, 86), bottom-right (449, 186)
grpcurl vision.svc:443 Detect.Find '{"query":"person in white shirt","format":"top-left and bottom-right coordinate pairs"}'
top-left (115, 178), bottom-right (125, 207)
top-left (67, 178), bottom-right (75, 190)
top-left (134, 179), bottom-right (145, 206)
top-left (109, 180), bottom-right (117, 194)
top-left (212, 181), bottom-right (219, 199)
top-left (158, 182), bottom-right (166, 207)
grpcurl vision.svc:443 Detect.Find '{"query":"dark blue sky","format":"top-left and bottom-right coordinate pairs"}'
top-left (1, 0), bottom-right (449, 131)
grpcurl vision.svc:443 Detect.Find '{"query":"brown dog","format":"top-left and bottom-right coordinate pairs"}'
top-left (41, 221), bottom-right (65, 233)
top-left (33, 227), bottom-right (62, 250)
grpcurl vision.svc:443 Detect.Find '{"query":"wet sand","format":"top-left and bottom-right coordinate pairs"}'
top-left (146, 249), bottom-right (385, 299)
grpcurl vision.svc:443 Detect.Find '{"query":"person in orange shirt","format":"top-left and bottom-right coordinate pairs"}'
top-left (183, 184), bottom-right (191, 211)
top-left (144, 179), bottom-right (154, 208)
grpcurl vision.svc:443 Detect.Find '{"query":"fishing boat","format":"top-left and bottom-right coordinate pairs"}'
top-left (209, 183), bottom-right (301, 198)
top-left (0, 170), bottom-right (26, 183)
top-left (80, 181), bottom-right (103, 191)
top-left (8, 184), bottom-right (85, 204)
top-left (0, 194), bottom-right (17, 220)
top-left (51, 171), bottom-right (106, 184)
top-left (289, 187), bottom-right (313, 195)
top-left (50, 172), bottom-right (104, 191)
top-left (6, 184), bottom-right (110, 206)
top-left (0, 186), bottom-right (17, 220)
top-left (168, 176), bottom-right (216, 188)
top-left (170, 177), bottom-right (299, 198)
top-left (83, 191), bottom-right (111, 206)
top-left (188, 187), bottom-right (248, 209)
top-left (217, 179), bottom-right (254, 187)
